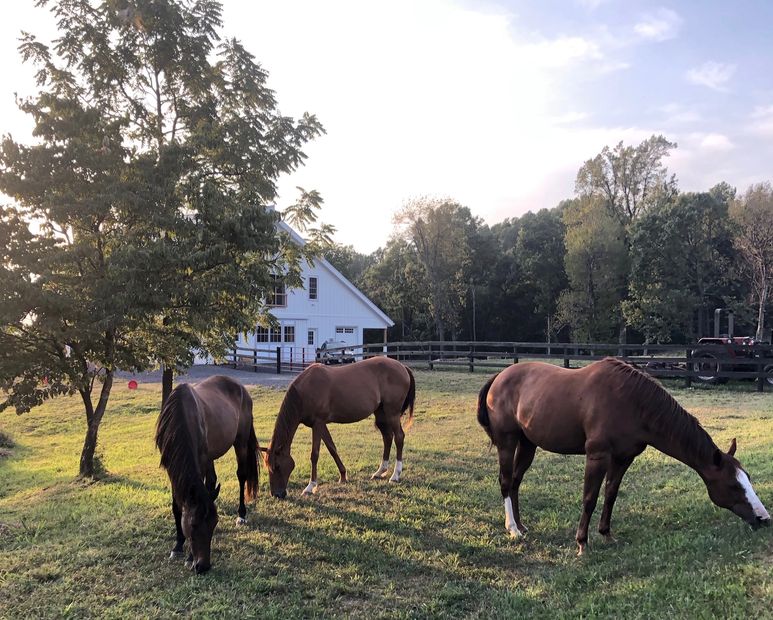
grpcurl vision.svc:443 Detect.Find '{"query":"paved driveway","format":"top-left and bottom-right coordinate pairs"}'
top-left (117, 364), bottom-right (295, 389)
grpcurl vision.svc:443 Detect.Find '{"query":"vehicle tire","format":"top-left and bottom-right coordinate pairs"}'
top-left (692, 352), bottom-right (725, 384)
top-left (765, 364), bottom-right (773, 386)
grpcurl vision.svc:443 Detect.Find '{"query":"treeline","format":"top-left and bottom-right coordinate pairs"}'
top-left (327, 136), bottom-right (773, 345)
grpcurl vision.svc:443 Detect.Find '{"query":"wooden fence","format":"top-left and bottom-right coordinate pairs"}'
top-left (224, 340), bottom-right (773, 392)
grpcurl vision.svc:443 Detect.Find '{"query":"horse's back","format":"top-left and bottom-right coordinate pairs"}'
top-left (193, 375), bottom-right (251, 458)
top-left (293, 357), bottom-right (410, 423)
top-left (489, 361), bottom-right (638, 455)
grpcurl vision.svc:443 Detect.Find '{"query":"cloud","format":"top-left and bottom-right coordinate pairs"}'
top-left (749, 105), bottom-right (773, 136)
top-left (524, 36), bottom-right (603, 68)
top-left (634, 8), bottom-right (682, 41)
top-left (576, 0), bottom-right (610, 9)
top-left (696, 133), bottom-right (735, 151)
top-left (658, 103), bottom-right (702, 124)
top-left (686, 61), bottom-right (736, 91)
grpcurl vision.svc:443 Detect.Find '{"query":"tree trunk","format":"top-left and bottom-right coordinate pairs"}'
top-left (162, 366), bottom-right (174, 409)
top-left (756, 283), bottom-right (768, 341)
top-left (78, 371), bottom-right (114, 478)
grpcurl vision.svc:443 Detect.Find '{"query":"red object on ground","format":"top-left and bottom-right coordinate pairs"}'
top-left (128, 380), bottom-right (138, 390)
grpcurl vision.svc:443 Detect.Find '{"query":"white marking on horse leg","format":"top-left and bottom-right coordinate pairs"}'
top-left (235, 517), bottom-right (247, 526)
top-left (389, 460), bottom-right (403, 482)
top-left (736, 468), bottom-right (771, 520)
top-left (504, 497), bottom-right (524, 538)
top-left (301, 480), bottom-right (318, 496)
top-left (371, 460), bottom-right (389, 479)
top-left (169, 550), bottom-right (185, 560)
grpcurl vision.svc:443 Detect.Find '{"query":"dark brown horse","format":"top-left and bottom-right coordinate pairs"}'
top-left (478, 358), bottom-right (770, 554)
top-left (262, 356), bottom-right (415, 498)
top-left (155, 375), bottom-right (260, 574)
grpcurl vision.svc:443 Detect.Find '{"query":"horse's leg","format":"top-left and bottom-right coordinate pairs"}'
top-left (234, 441), bottom-right (249, 525)
top-left (576, 450), bottom-right (609, 555)
top-left (371, 414), bottom-right (393, 479)
top-left (302, 423), bottom-right (322, 495)
top-left (388, 415), bottom-right (405, 483)
top-left (320, 424), bottom-right (347, 482)
top-left (598, 455), bottom-right (635, 539)
top-left (170, 495), bottom-right (185, 559)
top-left (497, 434), bottom-right (521, 538)
top-left (510, 437), bottom-right (537, 534)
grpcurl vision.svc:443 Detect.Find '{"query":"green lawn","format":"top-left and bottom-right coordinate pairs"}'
top-left (1, 370), bottom-right (772, 619)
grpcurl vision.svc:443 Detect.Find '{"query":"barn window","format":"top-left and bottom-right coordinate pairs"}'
top-left (307, 330), bottom-right (315, 346)
top-left (284, 325), bottom-right (295, 343)
top-left (256, 327), bottom-right (269, 342)
top-left (308, 276), bottom-right (318, 300)
top-left (268, 276), bottom-right (286, 307)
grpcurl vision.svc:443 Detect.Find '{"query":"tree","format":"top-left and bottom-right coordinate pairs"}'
top-left (624, 192), bottom-right (736, 342)
top-left (576, 135), bottom-right (678, 228)
top-left (0, 0), bottom-right (325, 477)
top-left (324, 243), bottom-right (372, 287)
top-left (393, 198), bottom-right (479, 340)
top-left (557, 197), bottom-right (628, 342)
top-left (730, 182), bottom-right (773, 340)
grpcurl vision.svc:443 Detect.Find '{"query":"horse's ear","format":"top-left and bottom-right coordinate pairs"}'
top-left (211, 483), bottom-right (221, 501)
top-left (713, 449), bottom-right (723, 468)
top-left (727, 438), bottom-right (737, 456)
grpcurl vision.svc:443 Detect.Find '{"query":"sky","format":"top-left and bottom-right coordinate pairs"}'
top-left (1, 0), bottom-right (772, 252)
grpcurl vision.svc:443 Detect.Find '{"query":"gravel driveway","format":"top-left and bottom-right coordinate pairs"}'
top-left (116, 364), bottom-right (295, 389)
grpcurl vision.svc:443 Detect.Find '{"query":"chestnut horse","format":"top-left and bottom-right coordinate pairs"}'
top-left (155, 375), bottom-right (260, 574)
top-left (478, 358), bottom-right (770, 554)
top-left (262, 356), bottom-right (415, 498)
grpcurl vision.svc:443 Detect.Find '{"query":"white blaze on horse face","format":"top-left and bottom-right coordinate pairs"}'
top-left (301, 480), bottom-right (318, 496)
top-left (736, 468), bottom-right (770, 520)
top-left (389, 460), bottom-right (403, 482)
top-left (504, 497), bottom-right (523, 538)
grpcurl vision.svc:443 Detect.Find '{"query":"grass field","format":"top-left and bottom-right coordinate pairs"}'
top-left (1, 369), bottom-right (772, 619)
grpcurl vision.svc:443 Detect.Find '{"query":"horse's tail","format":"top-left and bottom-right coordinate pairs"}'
top-left (245, 423), bottom-right (261, 501)
top-left (477, 373), bottom-right (499, 440)
top-left (401, 366), bottom-right (416, 432)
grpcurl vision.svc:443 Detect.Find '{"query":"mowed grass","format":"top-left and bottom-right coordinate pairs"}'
top-left (1, 370), bottom-right (772, 619)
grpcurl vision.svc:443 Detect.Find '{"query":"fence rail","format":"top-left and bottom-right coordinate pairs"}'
top-left (223, 340), bottom-right (773, 391)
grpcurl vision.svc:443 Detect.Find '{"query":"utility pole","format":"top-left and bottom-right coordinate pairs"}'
top-left (470, 277), bottom-right (477, 342)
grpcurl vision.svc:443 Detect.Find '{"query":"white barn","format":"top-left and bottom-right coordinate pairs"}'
top-left (232, 221), bottom-right (393, 366)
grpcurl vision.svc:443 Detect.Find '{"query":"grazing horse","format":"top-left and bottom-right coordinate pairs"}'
top-left (262, 356), bottom-right (415, 498)
top-left (155, 375), bottom-right (260, 574)
top-left (477, 358), bottom-right (770, 554)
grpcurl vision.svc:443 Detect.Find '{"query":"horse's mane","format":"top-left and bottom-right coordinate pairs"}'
top-left (601, 357), bottom-right (717, 463)
top-left (155, 384), bottom-right (208, 511)
top-left (270, 383), bottom-right (303, 452)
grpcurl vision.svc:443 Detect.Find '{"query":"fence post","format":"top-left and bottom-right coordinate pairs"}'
top-left (233, 346), bottom-right (237, 368)
top-left (469, 345), bottom-right (474, 373)
top-left (757, 359), bottom-right (765, 393)
top-left (685, 349), bottom-right (692, 388)
top-left (513, 345), bottom-right (519, 365)
top-left (428, 343), bottom-right (434, 371)
top-left (276, 347), bottom-right (281, 374)
top-left (253, 348), bottom-right (257, 373)
top-left (563, 346), bottom-right (569, 368)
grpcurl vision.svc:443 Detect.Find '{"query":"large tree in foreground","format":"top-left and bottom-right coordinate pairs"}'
top-left (0, 0), bottom-right (326, 477)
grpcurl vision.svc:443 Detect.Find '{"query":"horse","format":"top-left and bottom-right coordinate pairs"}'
top-left (477, 358), bottom-right (770, 555)
top-left (155, 375), bottom-right (260, 574)
top-left (261, 356), bottom-right (415, 498)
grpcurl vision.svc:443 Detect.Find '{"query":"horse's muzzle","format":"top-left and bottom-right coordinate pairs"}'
top-left (273, 490), bottom-right (287, 499)
top-left (194, 561), bottom-right (211, 575)
top-left (758, 516), bottom-right (771, 528)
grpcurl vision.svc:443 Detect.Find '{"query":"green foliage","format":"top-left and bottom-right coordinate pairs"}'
top-left (0, 0), bottom-right (325, 475)
top-left (558, 197), bottom-right (628, 342)
top-left (625, 192), bottom-right (737, 342)
top-left (324, 243), bottom-right (373, 287)
top-left (576, 134), bottom-right (678, 227)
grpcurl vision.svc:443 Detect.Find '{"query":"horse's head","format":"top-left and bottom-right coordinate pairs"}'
top-left (260, 444), bottom-right (295, 499)
top-left (182, 483), bottom-right (220, 574)
top-left (702, 439), bottom-right (770, 528)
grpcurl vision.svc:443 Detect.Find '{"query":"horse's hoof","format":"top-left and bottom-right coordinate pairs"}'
top-left (576, 543), bottom-right (587, 556)
top-left (169, 550), bottom-right (185, 560)
top-left (235, 517), bottom-right (247, 526)
top-left (370, 473), bottom-right (387, 480)
top-left (389, 477), bottom-right (400, 483)
top-left (507, 526), bottom-right (524, 539)
top-left (339, 474), bottom-right (348, 483)
top-left (185, 559), bottom-right (194, 569)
